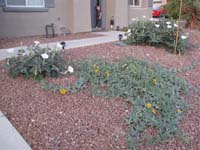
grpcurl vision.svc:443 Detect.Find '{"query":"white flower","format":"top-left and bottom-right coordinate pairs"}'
top-left (181, 35), bottom-right (187, 40)
top-left (68, 66), bottom-right (74, 73)
top-left (166, 21), bottom-right (171, 25)
top-left (7, 48), bottom-right (15, 53)
top-left (127, 29), bottom-right (131, 33)
top-left (155, 24), bottom-right (160, 28)
top-left (41, 53), bottom-right (49, 59)
top-left (143, 16), bottom-right (146, 18)
top-left (174, 23), bottom-right (178, 27)
top-left (131, 18), bottom-right (136, 21)
top-left (34, 41), bottom-right (40, 46)
top-left (150, 18), bottom-right (154, 21)
top-left (56, 43), bottom-right (63, 49)
top-left (167, 25), bottom-right (172, 28)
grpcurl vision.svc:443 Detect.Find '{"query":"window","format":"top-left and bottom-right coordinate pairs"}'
top-left (6, 0), bottom-right (45, 7)
top-left (129, 0), bottom-right (140, 7)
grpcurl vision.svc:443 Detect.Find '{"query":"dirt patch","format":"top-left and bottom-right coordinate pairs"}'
top-left (0, 30), bottom-right (200, 150)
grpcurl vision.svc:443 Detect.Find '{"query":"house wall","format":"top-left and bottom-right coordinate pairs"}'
top-left (0, 0), bottom-right (153, 38)
top-left (105, 0), bottom-right (152, 29)
top-left (0, 0), bottom-right (75, 38)
top-left (72, 0), bottom-right (91, 33)
top-left (115, 0), bottom-right (129, 29)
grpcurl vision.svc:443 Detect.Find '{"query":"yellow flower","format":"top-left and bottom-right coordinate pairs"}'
top-left (105, 71), bottom-right (110, 77)
top-left (151, 108), bottom-right (157, 114)
top-left (93, 64), bottom-right (97, 68)
top-left (93, 64), bottom-right (99, 69)
top-left (94, 68), bottom-right (100, 74)
top-left (59, 88), bottom-right (68, 95)
top-left (177, 108), bottom-right (182, 113)
top-left (146, 102), bottom-right (152, 109)
top-left (152, 77), bottom-right (157, 85)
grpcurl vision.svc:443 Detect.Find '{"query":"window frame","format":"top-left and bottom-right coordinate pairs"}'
top-left (5, 0), bottom-right (45, 8)
top-left (129, 0), bottom-right (141, 7)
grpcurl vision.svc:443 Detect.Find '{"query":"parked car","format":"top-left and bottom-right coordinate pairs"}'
top-left (152, 5), bottom-right (167, 18)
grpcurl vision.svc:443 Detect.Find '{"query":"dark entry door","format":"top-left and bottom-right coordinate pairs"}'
top-left (90, 0), bottom-right (106, 30)
top-left (91, 0), bottom-right (98, 29)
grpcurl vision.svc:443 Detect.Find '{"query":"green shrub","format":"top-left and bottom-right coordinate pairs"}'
top-left (74, 58), bottom-right (189, 150)
top-left (6, 44), bottom-right (68, 80)
top-left (42, 57), bottom-right (191, 149)
top-left (126, 20), bottom-right (188, 53)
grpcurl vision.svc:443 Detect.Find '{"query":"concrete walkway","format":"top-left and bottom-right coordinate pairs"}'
top-left (0, 111), bottom-right (31, 150)
top-left (0, 31), bottom-right (124, 61)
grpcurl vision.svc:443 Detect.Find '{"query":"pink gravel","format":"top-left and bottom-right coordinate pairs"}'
top-left (0, 32), bottom-right (102, 49)
top-left (0, 30), bottom-right (200, 150)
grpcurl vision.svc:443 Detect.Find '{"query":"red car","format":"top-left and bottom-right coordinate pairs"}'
top-left (153, 5), bottom-right (167, 18)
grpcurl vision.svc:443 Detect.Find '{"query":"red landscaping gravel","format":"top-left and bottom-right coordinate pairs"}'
top-left (0, 30), bottom-right (200, 150)
top-left (0, 32), bottom-right (102, 49)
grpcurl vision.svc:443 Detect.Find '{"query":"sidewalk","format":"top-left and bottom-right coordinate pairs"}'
top-left (0, 31), bottom-right (123, 61)
top-left (0, 111), bottom-right (31, 150)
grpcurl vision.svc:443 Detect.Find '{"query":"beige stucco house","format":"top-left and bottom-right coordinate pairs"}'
top-left (0, 0), bottom-right (153, 38)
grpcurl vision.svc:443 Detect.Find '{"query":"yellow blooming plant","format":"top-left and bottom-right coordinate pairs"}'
top-left (152, 77), bottom-right (157, 85)
top-left (59, 88), bottom-right (68, 95)
top-left (94, 68), bottom-right (100, 74)
top-left (151, 108), bottom-right (157, 114)
top-left (93, 64), bottom-right (100, 74)
top-left (105, 71), bottom-right (110, 77)
top-left (146, 102), bottom-right (152, 109)
top-left (177, 108), bottom-right (182, 113)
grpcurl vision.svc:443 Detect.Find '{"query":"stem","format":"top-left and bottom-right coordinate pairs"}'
top-left (174, 0), bottom-right (183, 54)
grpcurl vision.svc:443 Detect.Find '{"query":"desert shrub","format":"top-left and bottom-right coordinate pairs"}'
top-left (126, 20), bottom-right (188, 53)
top-left (73, 58), bottom-right (189, 149)
top-left (41, 57), bottom-right (191, 149)
top-left (6, 44), bottom-right (68, 80)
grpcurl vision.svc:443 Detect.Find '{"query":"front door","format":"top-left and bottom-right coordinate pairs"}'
top-left (90, 0), bottom-right (106, 30)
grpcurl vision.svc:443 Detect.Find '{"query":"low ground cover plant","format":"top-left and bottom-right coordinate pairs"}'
top-left (125, 20), bottom-right (188, 53)
top-left (6, 43), bottom-right (69, 80)
top-left (42, 58), bottom-right (190, 150)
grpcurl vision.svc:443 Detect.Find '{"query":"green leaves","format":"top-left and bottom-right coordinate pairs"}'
top-left (6, 46), bottom-right (68, 80)
top-left (75, 58), bottom-right (189, 150)
top-left (126, 20), bottom-right (188, 53)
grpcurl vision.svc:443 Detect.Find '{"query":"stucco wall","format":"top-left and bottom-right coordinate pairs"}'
top-left (72, 0), bottom-right (91, 33)
top-left (0, 0), bottom-right (71, 38)
top-left (105, 0), bottom-right (115, 29)
top-left (115, 0), bottom-right (129, 28)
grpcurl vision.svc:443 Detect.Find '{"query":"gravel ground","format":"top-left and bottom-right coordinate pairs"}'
top-left (0, 33), bottom-right (102, 49)
top-left (0, 30), bottom-right (200, 150)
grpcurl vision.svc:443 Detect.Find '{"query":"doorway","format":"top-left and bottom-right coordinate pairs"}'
top-left (90, 0), bottom-right (106, 31)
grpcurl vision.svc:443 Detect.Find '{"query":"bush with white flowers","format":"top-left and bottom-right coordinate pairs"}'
top-left (126, 20), bottom-right (188, 53)
top-left (6, 42), bottom-right (70, 80)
